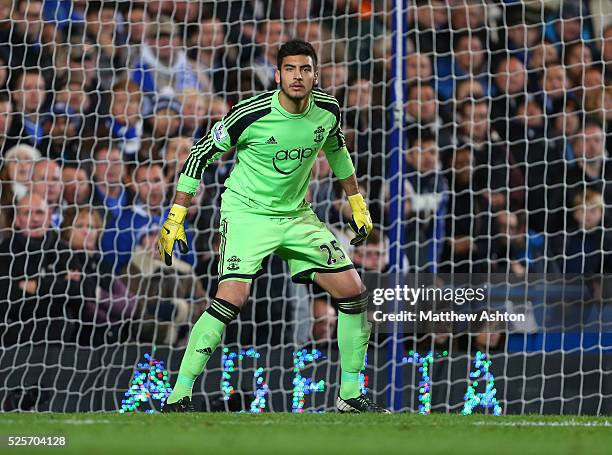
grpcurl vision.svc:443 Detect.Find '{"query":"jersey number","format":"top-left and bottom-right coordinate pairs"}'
top-left (319, 241), bottom-right (345, 265)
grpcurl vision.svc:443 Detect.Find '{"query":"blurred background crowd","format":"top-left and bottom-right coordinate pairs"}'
top-left (0, 0), bottom-right (611, 351)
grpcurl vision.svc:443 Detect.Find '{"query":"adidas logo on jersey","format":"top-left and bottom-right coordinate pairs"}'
top-left (266, 136), bottom-right (278, 145)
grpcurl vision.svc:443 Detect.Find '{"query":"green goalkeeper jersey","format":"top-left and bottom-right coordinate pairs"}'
top-left (176, 89), bottom-right (354, 215)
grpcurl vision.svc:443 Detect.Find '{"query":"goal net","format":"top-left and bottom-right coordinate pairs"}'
top-left (0, 0), bottom-right (610, 414)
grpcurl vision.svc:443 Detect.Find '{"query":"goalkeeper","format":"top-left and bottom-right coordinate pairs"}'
top-left (159, 40), bottom-right (389, 413)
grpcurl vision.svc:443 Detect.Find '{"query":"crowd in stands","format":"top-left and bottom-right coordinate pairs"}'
top-left (0, 0), bottom-right (610, 348)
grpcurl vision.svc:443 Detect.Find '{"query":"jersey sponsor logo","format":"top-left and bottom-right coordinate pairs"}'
top-left (272, 147), bottom-right (314, 175)
top-left (265, 136), bottom-right (277, 145)
top-left (314, 126), bottom-right (325, 143)
top-left (213, 122), bottom-right (227, 142)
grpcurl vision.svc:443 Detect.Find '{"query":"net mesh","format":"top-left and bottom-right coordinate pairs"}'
top-left (0, 0), bottom-right (611, 413)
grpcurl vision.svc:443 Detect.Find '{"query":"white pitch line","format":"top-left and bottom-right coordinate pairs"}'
top-left (1, 419), bottom-right (114, 425)
top-left (473, 420), bottom-right (612, 427)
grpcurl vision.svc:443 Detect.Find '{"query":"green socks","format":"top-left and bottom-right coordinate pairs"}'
top-left (334, 292), bottom-right (370, 400)
top-left (167, 298), bottom-right (240, 404)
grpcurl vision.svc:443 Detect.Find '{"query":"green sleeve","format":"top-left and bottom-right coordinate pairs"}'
top-left (176, 119), bottom-right (233, 195)
top-left (322, 119), bottom-right (355, 180)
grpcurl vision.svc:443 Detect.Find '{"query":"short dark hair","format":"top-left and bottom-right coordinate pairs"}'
top-left (277, 39), bottom-right (318, 69)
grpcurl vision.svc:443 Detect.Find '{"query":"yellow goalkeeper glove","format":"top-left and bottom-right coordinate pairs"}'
top-left (347, 193), bottom-right (373, 246)
top-left (158, 204), bottom-right (189, 266)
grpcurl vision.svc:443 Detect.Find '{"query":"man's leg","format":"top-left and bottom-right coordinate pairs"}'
top-left (315, 268), bottom-right (368, 400)
top-left (165, 280), bottom-right (250, 405)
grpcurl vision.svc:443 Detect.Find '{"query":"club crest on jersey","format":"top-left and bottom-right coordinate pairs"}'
top-left (213, 122), bottom-right (227, 142)
top-left (314, 126), bottom-right (325, 143)
top-left (227, 255), bottom-right (241, 271)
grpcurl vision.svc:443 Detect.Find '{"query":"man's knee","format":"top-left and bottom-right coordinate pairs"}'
top-left (332, 289), bottom-right (369, 314)
top-left (215, 280), bottom-right (251, 308)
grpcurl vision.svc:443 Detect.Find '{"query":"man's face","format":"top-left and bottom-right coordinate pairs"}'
top-left (69, 211), bottom-right (100, 251)
top-left (127, 8), bottom-right (148, 45)
top-left (453, 149), bottom-right (472, 185)
top-left (603, 28), bottom-right (612, 64)
top-left (149, 33), bottom-right (178, 63)
top-left (111, 90), bottom-right (141, 126)
top-left (275, 54), bottom-right (317, 102)
top-left (94, 148), bottom-right (124, 185)
top-left (261, 21), bottom-right (286, 48)
top-left (576, 126), bottom-right (605, 160)
top-left (409, 140), bottom-right (438, 173)
top-left (495, 58), bottom-right (526, 94)
top-left (455, 36), bottom-right (484, 72)
top-left (32, 160), bottom-right (62, 205)
top-left (135, 166), bottom-right (165, 208)
top-left (62, 167), bottom-right (91, 205)
top-left (199, 19), bottom-right (225, 49)
top-left (19, 0), bottom-right (43, 37)
top-left (352, 242), bottom-right (388, 271)
top-left (406, 85), bottom-right (436, 122)
top-left (15, 73), bottom-right (46, 115)
top-left (544, 66), bottom-right (567, 97)
top-left (0, 100), bottom-right (12, 136)
top-left (15, 194), bottom-right (49, 239)
top-left (406, 53), bottom-right (432, 81)
top-left (574, 203), bottom-right (603, 230)
top-left (462, 102), bottom-right (489, 140)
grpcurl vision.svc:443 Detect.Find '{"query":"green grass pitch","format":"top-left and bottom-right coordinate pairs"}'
top-left (1, 413), bottom-right (611, 454)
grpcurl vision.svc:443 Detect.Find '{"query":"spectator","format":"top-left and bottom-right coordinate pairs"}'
top-left (178, 89), bottom-right (207, 139)
top-left (40, 102), bottom-right (82, 161)
top-left (92, 141), bottom-right (127, 219)
top-left (319, 62), bottom-right (349, 103)
top-left (496, 3), bottom-right (542, 65)
top-left (405, 81), bottom-right (453, 155)
top-left (188, 17), bottom-right (228, 94)
top-left (537, 64), bottom-right (571, 117)
top-left (131, 16), bottom-right (200, 113)
top-left (552, 189), bottom-right (612, 274)
top-left (0, 54), bottom-right (8, 90)
top-left (602, 24), bottom-right (612, 81)
top-left (251, 19), bottom-right (287, 91)
top-left (83, 1), bottom-right (127, 81)
top-left (31, 159), bottom-right (63, 228)
top-left (440, 145), bottom-right (489, 273)
top-left (406, 52), bottom-right (433, 84)
top-left (436, 34), bottom-right (490, 101)
top-left (6, 69), bottom-right (47, 150)
top-left (510, 95), bottom-right (565, 232)
top-left (62, 164), bottom-right (93, 207)
top-left (127, 230), bottom-right (206, 345)
top-left (142, 95), bottom-right (182, 161)
top-left (545, 0), bottom-right (594, 51)
top-left (163, 136), bottom-right (193, 186)
top-left (0, 145), bottom-right (41, 236)
top-left (124, 2), bottom-right (150, 67)
top-left (491, 56), bottom-right (527, 139)
top-left (2, 0), bottom-right (54, 78)
top-left (407, 0), bottom-right (450, 55)
top-left (403, 130), bottom-right (448, 272)
top-left (566, 121), bottom-right (612, 227)
top-left (103, 79), bottom-right (143, 162)
top-left (60, 206), bottom-right (136, 345)
top-left (0, 193), bottom-right (83, 344)
top-left (564, 41), bottom-right (594, 89)
top-left (458, 98), bottom-right (524, 213)
top-left (528, 41), bottom-right (560, 75)
top-left (0, 90), bottom-right (12, 155)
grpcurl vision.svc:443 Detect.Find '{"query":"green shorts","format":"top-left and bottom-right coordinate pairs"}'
top-left (217, 208), bottom-right (354, 284)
